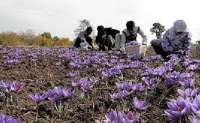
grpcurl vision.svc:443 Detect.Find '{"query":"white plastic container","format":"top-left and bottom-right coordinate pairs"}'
top-left (125, 41), bottom-right (147, 59)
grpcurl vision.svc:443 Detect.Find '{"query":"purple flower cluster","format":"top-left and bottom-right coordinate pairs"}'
top-left (164, 71), bottom-right (195, 87)
top-left (184, 59), bottom-right (200, 71)
top-left (142, 55), bottom-right (163, 62)
top-left (192, 116), bottom-right (200, 123)
top-left (102, 67), bottom-right (122, 77)
top-left (168, 54), bottom-right (182, 66)
top-left (142, 66), bottom-right (168, 77)
top-left (0, 80), bottom-right (24, 93)
top-left (114, 63), bottom-right (129, 70)
top-left (66, 51), bottom-right (123, 68)
top-left (116, 82), bottom-right (145, 92)
top-left (177, 88), bottom-right (199, 100)
top-left (128, 61), bottom-right (144, 69)
top-left (164, 97), bottom-right (191, 120)
top-left (27, 52), bottom-right (38, 62)
top-left (110, 90), bottom-right (130, 100)
top-left (29, 87), bottom-right (74, 103)
top-left (104, 111), bottom-right (139, 123)
top-left (111, 82), bottom-right (146, 100)
top-left (72, 77), bottom-right (97, 92)
top-left (165, 87), bottom-right (200, 121)
top-left (163, 58), bottom-right (200, 122)
top-left (191, 95), bottom-right (200, 113)
top-left (3, 47), bottom-right (200, 122)
top-left (142, 77), bottom-right (158, 90)
top-left (2, 48), bottom-right (22, 65)
top-left (111, 78), bottom-right (157, 101)
top-left (0, 114), bottom-right (21, 123)
top-left (133, 97), bottom-right (149, 110)
top-left (29, 93), bottom-right (47, 103)
top-left (116, 82), bottom-right (133, 91)
top-left (187, 64), bottom-right (199, 71)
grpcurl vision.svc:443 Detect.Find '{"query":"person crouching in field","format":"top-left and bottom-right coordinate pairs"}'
top-left (114, 21), bottom-right (147, 59)
top-left (151, 20), bottom-right (191, 60)
top-left (116, 21), bottom-right (147, 52)
top-left (96, 25), bottom-right (106, 51)
top-left (74, 27), bottom-right (93, 49)
top-left (96, 25), bottom-right (120, 51)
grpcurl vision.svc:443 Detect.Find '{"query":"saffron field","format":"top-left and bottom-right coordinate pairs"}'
top-left (0, 47), bottom-right (200, 123)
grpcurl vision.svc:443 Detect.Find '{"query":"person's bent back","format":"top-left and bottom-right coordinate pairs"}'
top-left (96, 25), bottom-right (120, 51)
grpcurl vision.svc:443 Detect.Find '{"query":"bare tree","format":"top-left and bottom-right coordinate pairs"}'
top-left (74, 19), bottom-right (91, 36)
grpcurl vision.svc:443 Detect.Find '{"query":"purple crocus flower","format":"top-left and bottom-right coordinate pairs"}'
top-left (104, 111), bottom-right (139, 123)
top-left (133, 97), bottom-right (149, 110)
top-left (142, 66), bottom-right (166, 77)
top-left (46, 87), bottom-right (75, 102)
top-left (191, 95), bottom-right (200, 113)
top-left (187, 64), bottom-right (199, 71)
top-left (183, 58), bottom-right (193, 67)
top-left (9, 81), bottom-right (24, 92)
top-left (163, 62), bottom-right (173, 72)
top-left (3, 59), bottom-right (20, 65)
top-left (29, 93), bottom-right (47, 103)
top-left (116, 82), bottom-right (133, 91)
top-left (0, 80), bottom-right (9, 89)
top-left (142, 77), bottom-right (158, 90)
top-left (184, 59), bottom-right (200, 71)
top-left (110, 90), bottom-right (130, 100)
top-left (28, 52), bottom-right (38, 62)
top-left (69, 61), bottom-right (82, 68)
top-left (180, 72), bottom-right (194, 78)
top-left (115, 63), bottom-right (128, 70)
top-left (191, 116), bottom-right (200, 123)
top-left (168, 54), bottom-right (181, 65)
top-left (164, 97), bottom-right (191, 120)
top-left (128, 61), bottom-right (144, 69)
top-left (177, 88), bottom-right (199, 100)
top-left (164, 71), bottom-right (194, 87)
top-left (192, 110), bottom-right (200, 122)
top-left (53, 87), bottom-right (74, 97)
top-left (102, 68), bottom-right (122, 77)
top-left (115, 82), bottom-right (145, 92)
top-left (2, 48), bottom-right (22, 65)
top-left (0, 114), bottom-right (22, 123)
top-left (153, 66), bottom-right (167, 76)
top-left (110, 59), bottom-right (118, 64)
top-left (72, 78), bottom-right (94, 92)
top-left (142, 55), bottom-right (162, 62)
top-left (132, 83), bottom-right (146, 92)
top-left (178, 78), bottom-right (195, 88)
top-left (167, 71), bottom-right (181, 80)
top-left (0, 80), bottom-right (24, 93)
top-left (29, 87), bottom-right (74, 103)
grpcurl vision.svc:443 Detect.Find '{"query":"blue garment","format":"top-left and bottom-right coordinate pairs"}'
top-left (161, 27), bottom-right (191, 52)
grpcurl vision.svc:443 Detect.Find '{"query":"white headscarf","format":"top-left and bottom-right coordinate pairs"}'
top-left (173, 20), bottom-right (187, 33)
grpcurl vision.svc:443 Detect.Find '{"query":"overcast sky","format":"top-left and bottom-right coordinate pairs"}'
top-left (0, 0), bottom-right (200, 43)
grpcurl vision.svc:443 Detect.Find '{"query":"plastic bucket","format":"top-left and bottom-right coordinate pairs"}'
top-left (125, 41), bottom-right (147, 58)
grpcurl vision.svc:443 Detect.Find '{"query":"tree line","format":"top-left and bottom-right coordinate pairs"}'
top-left (0, 30), bottom-right (73, 47)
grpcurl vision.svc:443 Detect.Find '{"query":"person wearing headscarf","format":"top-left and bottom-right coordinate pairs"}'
top-left (151, 20), bottom-right (191, 59)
